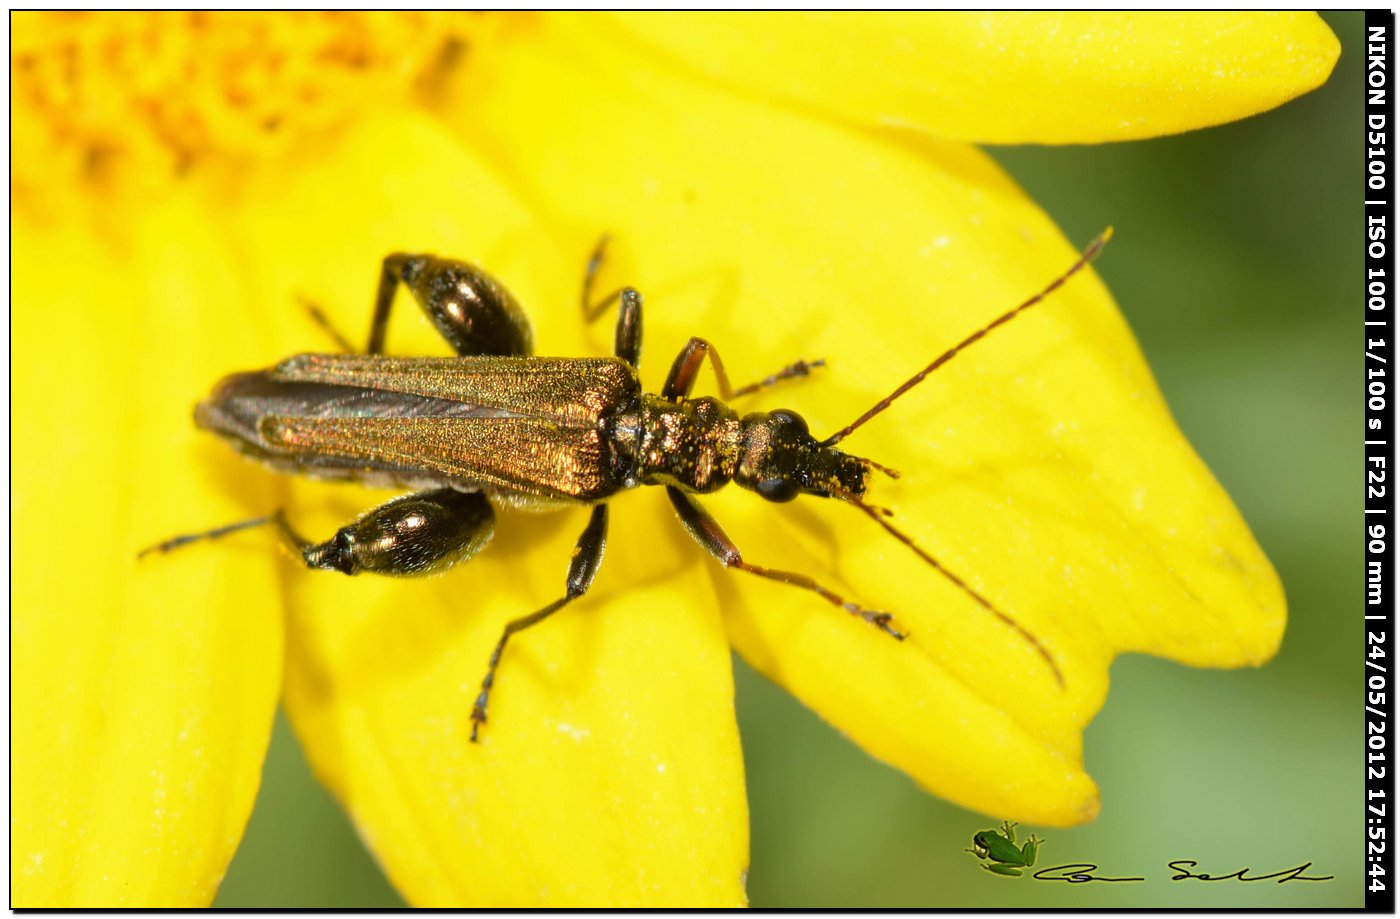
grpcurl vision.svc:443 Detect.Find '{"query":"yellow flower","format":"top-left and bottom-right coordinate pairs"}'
top-left (13, 11), bottom-right (1337, 908)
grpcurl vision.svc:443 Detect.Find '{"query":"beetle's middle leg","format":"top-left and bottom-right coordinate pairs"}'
top-left (581, 237), bottom-right (821, 386)
top-left (579, 235), bottom-right (643, 367)
top-left (470, 504), bottom-right (608, 742)
top-left (666, 486), bottom-right (906, 640)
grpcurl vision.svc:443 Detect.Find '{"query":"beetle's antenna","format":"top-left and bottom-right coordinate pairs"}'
top-left (821, 228), bottom-right (1113, 447)
top-left (831, 485), bottom-right (1065, 688)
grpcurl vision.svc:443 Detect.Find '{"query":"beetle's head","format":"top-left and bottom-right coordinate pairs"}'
top-left (734, 409), bottom-right (873, 503)
top-left (718, 234), bottom-right (1108, 690)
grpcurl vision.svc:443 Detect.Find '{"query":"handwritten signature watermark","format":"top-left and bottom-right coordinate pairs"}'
top-left (966, 822), bottom-right (1333, 884)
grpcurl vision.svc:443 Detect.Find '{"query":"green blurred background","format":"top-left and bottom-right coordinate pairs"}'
top-left (214, 12), bottom-right (1362, 908)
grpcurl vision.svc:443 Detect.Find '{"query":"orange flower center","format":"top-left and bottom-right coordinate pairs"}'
top-left (12, 11), bottom-right (476, 205)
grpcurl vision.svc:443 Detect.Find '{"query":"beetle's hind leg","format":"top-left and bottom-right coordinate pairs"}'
top-left (137, 513), bottom-right (298, 559)
top-left (368, 253), bottom-right (535, 357)
top-left (298, 489), bottom-right (495, 577)
top-left (297, 252), bottom-right (538, 358)
top-left (140, 489), bottom-right (496, 579)
top-left (470, 504), bottom-right (608, 742)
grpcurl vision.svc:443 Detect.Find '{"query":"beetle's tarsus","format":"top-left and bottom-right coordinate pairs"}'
top-left (470, 704), bottom-right (486, 743)
top-left (865, 610), bottom-right (908, 641)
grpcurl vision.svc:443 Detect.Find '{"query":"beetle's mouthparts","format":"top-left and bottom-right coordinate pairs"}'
top-left (862, 457), bottom-right (901, 480)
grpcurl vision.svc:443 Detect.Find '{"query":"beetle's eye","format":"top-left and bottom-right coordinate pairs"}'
top-left (755, 476), bottom-right (800, 503)
top-left (769, 409), bottom-right (808, 436)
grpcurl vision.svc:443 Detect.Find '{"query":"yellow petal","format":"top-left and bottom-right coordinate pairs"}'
top-left (442, 14), bottom-right (1282, 825)
top-left (13, 197), bottom-right (283, 905)
top-left (222, 110), bottom-right (749, 906)
top-left (613, 12), bottom-right (1340, 144)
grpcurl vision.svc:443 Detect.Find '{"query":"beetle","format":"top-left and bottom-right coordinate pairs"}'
top-left (143, 231), bottom-right (1110, 740)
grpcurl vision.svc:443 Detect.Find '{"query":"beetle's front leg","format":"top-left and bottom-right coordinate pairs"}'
top-left (663, 336), bottom-right (824, 402)
top-left (666, 486), bottom-right (906, 640)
